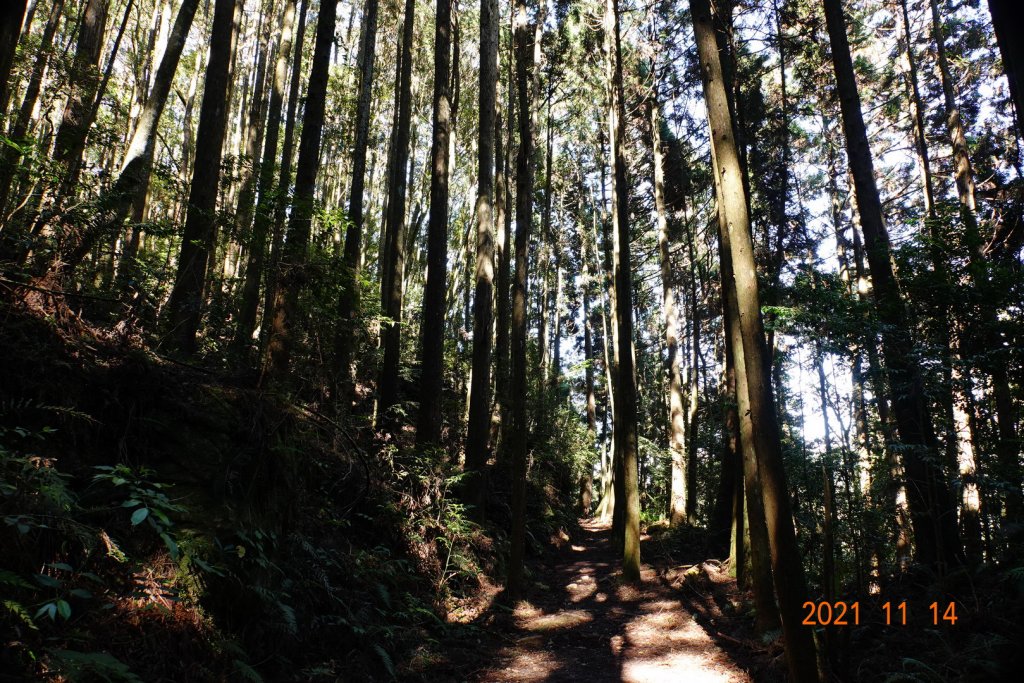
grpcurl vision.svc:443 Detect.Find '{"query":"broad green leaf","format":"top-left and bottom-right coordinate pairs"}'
top-left (160, 532), bottom-right (179, 560)
top-left (34, 574), bottom-right (61, 588)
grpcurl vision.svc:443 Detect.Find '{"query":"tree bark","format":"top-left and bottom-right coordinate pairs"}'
top-left (605, 0), bottom-right (640, 582)
top-left (651, 97), bottom-right (687, 527)
top-left (259, 0), bottom-right (309, 355)
top-left (464, 0), bottom-right (498, 502)
top-left (930, 0), bottom-right (1021, 527)
top-left (721, 222), bottom-right (780, 635)
top-left (416, 0), bottom-right (454, 447)
top-left (986, 0), bottom-right (1024, 141)
top-left (378, 0), bottom-right (417, 426)
top-left (263, 0), bottom-right (338, 377)
top-left (582, 221), bottom-right (597, 516)
top-left (823, 0), bottom-right (962, 570)
top-left (46, 0), bottom-right (200, 279)
top-left (231, 16), bottom-right (271, 260)
top-left (0, 0), bottom-right (64, 218)
top-left (233, 0), bottom-right (300, 355)
top-left (333, 0), bottom-right (380, 402)
top-left (508, 0), bottom-right (533, 599)
top-left (691, 0), bottom-right (818, 678)
top-left (0, 0), bottom-right (28, 116)
top-left (493, 60), bottom-right (512, 433)
top-left (167, 0), bottom-right (242, 355)
top-left (52, 0), bottom-right (109, 197)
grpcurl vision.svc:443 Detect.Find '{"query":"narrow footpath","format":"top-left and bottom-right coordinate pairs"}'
top-left (469, 519), bottom-right (751, 682)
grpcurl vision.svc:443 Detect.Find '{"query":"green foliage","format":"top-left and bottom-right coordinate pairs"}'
top-left (45, 649), bottom-right (143, 683)
top-left (92, 464), bottom-right (184, 559)
top-left (0, 415), bottom-right (191, 681)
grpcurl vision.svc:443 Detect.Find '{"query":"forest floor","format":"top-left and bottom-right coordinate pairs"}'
top-left (428, 519), bottom-right (755, 683)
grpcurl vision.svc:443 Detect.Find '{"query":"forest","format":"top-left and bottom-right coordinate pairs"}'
top-left (0, 0), bottom-right (1022, 680)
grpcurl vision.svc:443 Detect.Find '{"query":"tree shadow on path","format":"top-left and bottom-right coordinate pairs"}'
top-left (415, 519), bottom-right (751, 683)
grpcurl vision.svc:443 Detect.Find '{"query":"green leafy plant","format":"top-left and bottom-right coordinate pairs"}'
top-left (91, 464), bottom-right (184, 559)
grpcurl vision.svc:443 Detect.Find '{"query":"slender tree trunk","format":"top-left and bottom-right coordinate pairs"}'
top-left (493, 65), bottom-right (512, 430)
top-left (263, 0), bottom-right (338, 377)
top-left (232, 17), bottom-right (271, 254)
top-left (258, 0), bottom-right (308, 346)
top-left (691, 0), bottom-right (818, 678)
top-left (592, 186), bottom-right (616, 522)
top-left (651, 97), bottom-right (687, 527)
top-left (551, 224), bottom-right (563, 384)
top-left (682, 198), bottom-right (702, 526)
top-left (52, 0), bottom-right (109, 197)
top-left (166, 0), bottom-right (242, 355)
top-left (722, 225), bottom-right (780, 635)
top-left (333, 0), bottom-right (380, 402)
top-left (987, 0), bottom-right (1024, 140)
top-left (605, 0), bottom-right (640, 582)
top-left (464, 0), bottom-right (498, 503)
top-left (930, 0), bottom-right (1022, 527)
top-left (898, 0), bottom-right (936, 223)
top-left (0, 0), bottom-right (64, 219)
top-left (378, 0), bottom-right (417, 425)
top-left (416, 0), bottom-right (454, 446)
top-left (233, 0), bottom-right (299, 354)
top-left (0, 0), bottom-right (28, 115)
top-left (582, 229), bottom-right (597, 516)
top-left (508, 0), bottom-right (534, 599)
top-left (45, 0), bottom-right (199, 279)
top-left (823, 0), bottom-right (962, 570)
top-left (722, 346), bottom-right (745, 580)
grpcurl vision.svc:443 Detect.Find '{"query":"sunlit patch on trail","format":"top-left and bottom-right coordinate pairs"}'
top-left (495, 648), bottom-right (561, 681)
top-left (475, 519), bottom-right (750, 682)
top-left (519, 609), bottom-right (593, 632)
top-left (622, 651), bottom-right (744, 683)
top-left (639, 598), bottom-right (683, 613)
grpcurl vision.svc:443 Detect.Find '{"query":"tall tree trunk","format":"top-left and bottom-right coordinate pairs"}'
top-left (416, 0), bottom-right (454, 447)
top-left (987, 0), bottom-right (1024, 140)
top-left (582, 227), bottom-right (597, 516)
top-left (508, 0), bottom-right (534, 599)
top-left (930, 0), bottom-right (1021, 527)
top-left (378, 0), bottom-right (417, 425)
top-left (464, 0), bottom-right (498, 504)
top-left (0, 0), bottom-right (28, 115)
top-left (167, 0), bottom-right (242, 355)
top-left (898, 0), bottom-right (937, 224)
top-left (721, 344), bottom-right (745, 580)
top-left (333, 0), bottom-right (380, 402)
top-left (823, 0), bottom-right (962, 570)
top-left (493, 57), bottom-right (512, 432)
top-left (592, 186), bottom-right (616, 522)
top-left (651, 97), bottom-right (687, 527)
top-left (233, 0), bottom-right (300, 355)
top-left (605, 0), bottom-right (640, 582)
top-left (47, 0), bottom-right (200, 279)
top-left (259, 0), bottom-right (309, 354)
top-left (231, 16), bottom-right (271, 258)
top-left (0, 0), bottom-right (64, 219)
top-left (52, 0), bottom-right (109, 198)
top-left (263, 0), bottom-right (338, 377)
top-left (691, 0), bottom-right (818, 678)
top-left (722, 224), bottom-right (780, 635)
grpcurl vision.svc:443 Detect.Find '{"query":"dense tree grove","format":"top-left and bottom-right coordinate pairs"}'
top-left (2, 0), bottom-right (1022, 679)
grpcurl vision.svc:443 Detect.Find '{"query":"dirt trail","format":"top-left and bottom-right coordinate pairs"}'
top-left (471, 519), bottom-right (750, 682)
